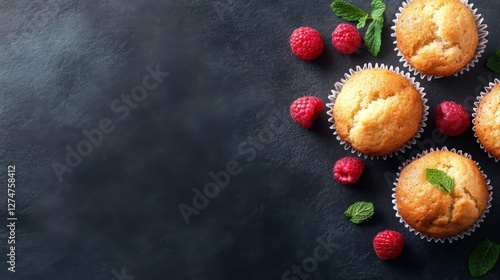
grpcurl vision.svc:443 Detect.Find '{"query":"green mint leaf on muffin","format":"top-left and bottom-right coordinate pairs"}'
top-left (331, 0), bottom-right (369, 22)
top-left (344, 201), bottom-right (374, 224)
top-left (469, 239), bottom-right (500, 277)
top-left (425, 168), bottom-right (455, 194)
top-left (330, 0), bottom-right (386, 57)
top-left (486, 50), bottom-right (500, 73)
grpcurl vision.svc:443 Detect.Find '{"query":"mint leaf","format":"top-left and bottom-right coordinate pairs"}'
top-left (357, 14), bottom-right (368, 29)
top-left (469, 239), bottom-right (500, 277)
top-left (344, 201), bottom-right (374, 224)
top-left (425, 168), bottom-right (455, 194)
top-left (331, 0), bottom-right (369, 22)
top-left (370, 0), bottom-right (386, 19)
top-left (487, 50), bottom-right (500, 73)
top-left (364, 17), bottom-right (383, 57)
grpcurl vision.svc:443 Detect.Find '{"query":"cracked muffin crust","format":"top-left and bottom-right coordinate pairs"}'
top-left (332, 68), bottom-right (423, 157)
top-left (395, 150), bottom-right (489, 238)
top-left (475, 84), bottom-right (500, 158)
top-left (395, 0), bottom-right (478, 76)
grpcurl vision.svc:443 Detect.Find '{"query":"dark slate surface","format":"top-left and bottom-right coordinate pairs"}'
top-left (0, 0), bottom-right (499, 279)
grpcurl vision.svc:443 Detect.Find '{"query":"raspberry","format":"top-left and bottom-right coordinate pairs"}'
top-left (435, 101), bottom-right (471, 136)
top-left (333, 157), bottom-right (365, 184)
top-left (290, 96), bottom-right (324, 129)
top-left (332, 23), bottom-right (362, 55)
top-left (290, 27), bottom-right (324, 61)
top-left (373, 230), bottom-right (405, 260)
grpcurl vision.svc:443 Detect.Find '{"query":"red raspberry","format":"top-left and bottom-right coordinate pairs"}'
top-left (290, 96), bottom-right (324, 129)
top-left (435, 101), bottom-right (471, 136)
top-left (333, 157), bottom-right (365, 184)
top-left (373, 230), bottom-right (405, 260)
top-left (290, 27), bottom-right (324, 61)
top-left (332, 23), bottom-right (362, 55)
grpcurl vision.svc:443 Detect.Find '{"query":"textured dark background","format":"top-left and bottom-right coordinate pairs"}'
top-left (0, 0), bottom-right (499, 279)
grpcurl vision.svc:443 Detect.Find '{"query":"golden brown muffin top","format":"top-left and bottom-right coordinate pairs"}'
top-left (332, 68), bottom-right (422, 156)
top-left (396, 0), bottom-right (478, 76)
top-left (396, 150), bottom-right (489, 238)
top-left (475, 84), bottom-right (500, 158)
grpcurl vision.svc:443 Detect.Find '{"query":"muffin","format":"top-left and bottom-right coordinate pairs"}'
top-left (395, 150), bottom-right (489, 239)
top-left (332, 67), bottom-right (423, 157)
top-left (474, 84), bottom-right (500, 159)
top-left (395, 0), bottom-right (479, 77)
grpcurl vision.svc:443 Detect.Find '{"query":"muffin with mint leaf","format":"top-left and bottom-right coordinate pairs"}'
top-left (392, 148), bottom-right (491, 242)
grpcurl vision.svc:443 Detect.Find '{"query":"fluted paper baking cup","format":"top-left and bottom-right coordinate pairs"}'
top-left (326, 63), bottom-right (429, 160)
top-left (391, 147), bottom-right (493, 243)
top-left (391, 0), bottom-right (488, 81)
top-left (472, 78), bottom-right (500, 162)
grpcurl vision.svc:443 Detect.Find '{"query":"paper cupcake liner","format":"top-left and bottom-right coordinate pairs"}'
top-left (391, 0), bottom-right (488, 81)
top-left (391, 147), bottom-right (493, 243)
top-left (326, 63), bottom-right (429, 160)
top-left (472, 78), bottom-right (500, 162)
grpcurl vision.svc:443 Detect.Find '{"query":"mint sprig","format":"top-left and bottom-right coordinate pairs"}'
top-left (344, 201), bottom-right (374, 224)
top-left (330, 0), bottom-right (386, 57)
top-left (364, 17), bottom-right (383, 57)
top-left (425, 168), bottom-right (455, 194)
top-left (331, 0), bottom-right (369, 24)
top-left (469, 239), bottom-right (500, 277)
top-left (357, 15), bottom-right (368, 29)
top-left (486, 50), bottom-right (500, 73)
top-left (370, 0), bottom-right (385, 18)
